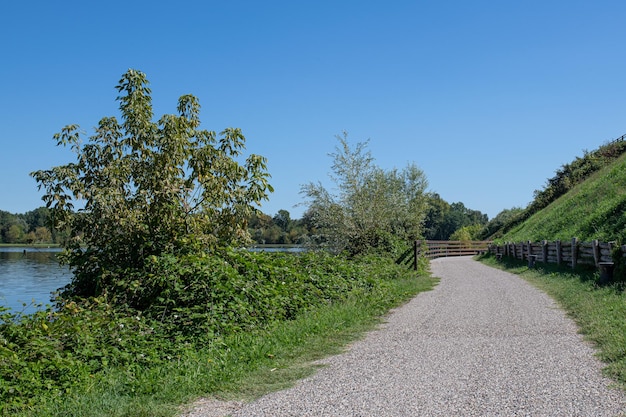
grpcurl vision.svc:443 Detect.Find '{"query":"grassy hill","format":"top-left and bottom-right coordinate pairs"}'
top-left (498, 152), bottom-right (626, 243)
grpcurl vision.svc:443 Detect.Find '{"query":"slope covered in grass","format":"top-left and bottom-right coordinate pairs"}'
top-left (501, 153), bottom-right (626, 242)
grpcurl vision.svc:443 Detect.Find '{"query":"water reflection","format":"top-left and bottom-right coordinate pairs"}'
top-left (0, 247), bottom-right (72, 314)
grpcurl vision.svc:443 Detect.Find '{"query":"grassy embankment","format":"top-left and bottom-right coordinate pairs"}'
top-left (500, 152), bottom-right (626, 243)
top-left (1, 251), bottom-right (437, 417)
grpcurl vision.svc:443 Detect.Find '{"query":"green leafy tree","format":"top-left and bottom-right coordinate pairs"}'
top-left (423, 199), bottom-right (488, 240)
top-left (5, 224), bottom-right (24, 243)
top-left (423, 193), bottom-right (451, 240)
top-left (31, 69), bottom-right (273, 298)
top-left (449, 224), bottom-right (484, 241)
top-left (273, 209), bottom-right (292, 233)
top-left (478, 207), bottom-right (524, 239)
top-left (301, 132), bottom-right (428, 255)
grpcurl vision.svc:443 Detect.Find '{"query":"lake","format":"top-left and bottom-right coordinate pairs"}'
top-left (0, 247), bottom-right (71, 314)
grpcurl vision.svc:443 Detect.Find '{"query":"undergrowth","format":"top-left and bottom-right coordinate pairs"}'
top-left (0, 250), bottom-right (434, 416)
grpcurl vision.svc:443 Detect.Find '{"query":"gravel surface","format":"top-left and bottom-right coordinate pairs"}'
top-left (183, 256), bottom-right (626, 416)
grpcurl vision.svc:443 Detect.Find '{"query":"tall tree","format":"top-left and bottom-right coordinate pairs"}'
top-left (31, 69), bottom-right (273, 298)
top-left (273, 209), bottom-right (292, 233)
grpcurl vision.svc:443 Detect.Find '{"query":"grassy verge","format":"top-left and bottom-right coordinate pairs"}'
top-left (479, 254), bottom-right (626, 389)
top-left (9, 257), bottom-right (437, 417)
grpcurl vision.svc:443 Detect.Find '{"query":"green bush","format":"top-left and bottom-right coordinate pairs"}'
top-left (0, 251), bottom-right (418, 415)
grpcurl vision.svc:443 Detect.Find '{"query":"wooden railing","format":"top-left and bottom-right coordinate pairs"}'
top-left (417, 240), bottom-right (492, 259)
top-left (488, 238), bottom-right (626, 284)
top-left (397, 240), bottom-right (491, 270)
top-left (488, 238), bottom-right (617, 267)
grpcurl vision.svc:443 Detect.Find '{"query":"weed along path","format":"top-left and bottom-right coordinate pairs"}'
top-left (184, 257), bottom-right (626, 417)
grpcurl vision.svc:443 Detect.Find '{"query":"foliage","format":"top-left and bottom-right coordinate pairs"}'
top-left (248, 210), bottom-right (310, 245)
top-left (422, 194), bottom-right (488, 240)
top-left (0, 208), bottom-right (55, 244)
top-left (477, 207), bottom-right (524, 240)
top-left (0, 251), bottom-right (434, 416)
top-left (449, 224), bottom-right (483, 241)
top-left (301, 132), bottom-right (428, 256)
top-left (30, 69), bottom-right (273, 299)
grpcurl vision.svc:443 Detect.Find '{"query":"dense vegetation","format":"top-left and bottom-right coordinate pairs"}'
top-left (0, 208), bottom-right (57, 244)
top-left (0, 250), bottom-right (433, 416)
top-left (1, 198), bottom-right (489, 247)
top-left (301, 133), bottom-right (429, 255)
top-left (0, 70), bottom-right (439, 416)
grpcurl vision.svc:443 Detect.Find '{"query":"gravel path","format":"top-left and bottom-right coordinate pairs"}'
top-left (183, 256), bottom-right (626, 416)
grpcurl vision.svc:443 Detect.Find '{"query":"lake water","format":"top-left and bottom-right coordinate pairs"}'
top-left (0, 247), bottom-right (72, 314)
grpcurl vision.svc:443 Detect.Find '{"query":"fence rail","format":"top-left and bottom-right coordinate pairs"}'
top-left (417, 240), bottom-right (491, 259)
top-left (488, 238), bottom-right (626, 283)
top-left (487, 238), bottom-right (624, 267)
top-left (397, 240), bottom-right (491, 270)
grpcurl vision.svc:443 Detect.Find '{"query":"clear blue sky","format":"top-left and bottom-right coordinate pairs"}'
top-left (2, 1), bottom-right (626, 220)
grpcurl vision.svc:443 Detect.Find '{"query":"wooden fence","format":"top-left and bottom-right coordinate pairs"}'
top-left (487, 238), bottom-right (622, 268)
top-left (417, 240), bottom-right (491, 259)
top-left (488, 238), bottom-right (626, 283)
top-left (397, 240), bottom-right (491, 270)
top-left (397, 238), bottom-right (624, 280)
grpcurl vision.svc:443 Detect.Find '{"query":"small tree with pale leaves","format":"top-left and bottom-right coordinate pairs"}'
top-left (301, 132), bottom-right (428, 255)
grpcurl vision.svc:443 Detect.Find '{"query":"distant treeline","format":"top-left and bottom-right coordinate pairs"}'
top-left (0, 207), bottom-right (60, 244)
top-left (249, 196), bottom-right (488, 245)
top-left (2, 196), bottom-right (489, 246)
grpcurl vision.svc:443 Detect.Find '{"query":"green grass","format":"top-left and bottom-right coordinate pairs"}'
top-left (16, 267), bottom-right (437, 417)
top-left (501, 153), bottom-right (626, 242)
top-left (480, 254), bottom-right (626, 389)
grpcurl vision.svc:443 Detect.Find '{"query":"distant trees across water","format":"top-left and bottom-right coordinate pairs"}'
top-left (1, 200), bottom-right (490, 246)
top-left (0, 207), bottom-right (58, 244)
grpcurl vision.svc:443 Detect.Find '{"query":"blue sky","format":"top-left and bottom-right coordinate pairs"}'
top-left (2, 1), bottom-right (626, 220)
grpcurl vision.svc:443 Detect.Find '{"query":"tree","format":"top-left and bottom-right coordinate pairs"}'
top-left (34, 226), bottom-right (52, 243)
top-left (273, 209), bottom-right (292, 233)
top-left (478, 207), bottom-right (524, 239)
top-left (5, 224), bottom-right (24, 243)
top-left (301, 132), bottom-right (428, 255)
top-left (31, 69), bottom-right (273, 298)
top-left (423, 199), bottom-right (488, 240)
top-left (423, 193), bottom-right (451, 240)
top-left (449, 224), bottom-right (484, 241)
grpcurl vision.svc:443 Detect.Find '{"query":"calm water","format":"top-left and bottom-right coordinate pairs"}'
top-left (0, 247), bottom-right (72, 314)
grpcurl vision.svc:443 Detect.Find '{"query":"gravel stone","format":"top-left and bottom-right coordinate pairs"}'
top-left (183, 256), bottom-right (626, 416)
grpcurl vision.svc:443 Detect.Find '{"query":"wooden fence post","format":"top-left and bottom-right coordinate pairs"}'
top-left (413, 240), bottom-right (419, 271)
top-left (542, 240), bottom-right (548, 263)
top-left (592, 239), bottom-right (600, 267)
top-left (556, 240), bottom-right (562, 265)
top-left (571, 237), bottom-right (578, 269)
